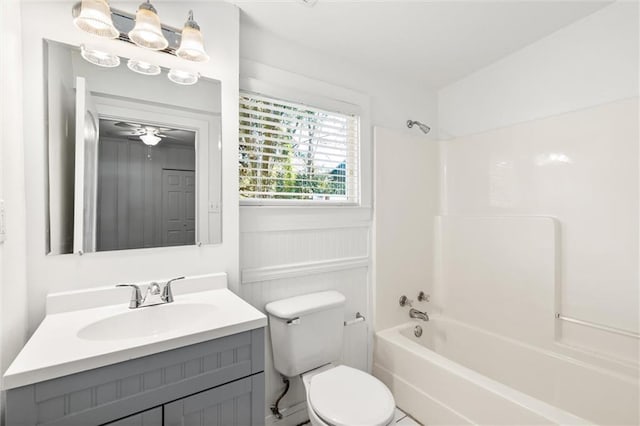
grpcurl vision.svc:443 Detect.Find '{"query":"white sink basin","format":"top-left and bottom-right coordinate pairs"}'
top-left (77, 303), bottom-right (216, 341)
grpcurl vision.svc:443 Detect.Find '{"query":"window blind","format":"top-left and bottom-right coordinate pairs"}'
top-left (239, 92), bottom-right (360, 203)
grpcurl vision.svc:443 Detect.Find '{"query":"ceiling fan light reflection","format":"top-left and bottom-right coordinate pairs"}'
top-left (80, 45), bottom-right (121, 68)
top-left (140, 132), bottom-right (162, 146)
top-left (168, 69), bottom-right (199, 85)
top-left (127, 58), bottom-right (161, 75)
top-left (73, 0), bottom-right (119, 39)
top-left (128, 1), bottom-right (169, 50)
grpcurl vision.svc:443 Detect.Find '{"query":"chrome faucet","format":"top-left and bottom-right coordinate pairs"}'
top-left (116, 284), bottom-right (143, 309)
top-left (117, 276), bottom-right (185, 309)
top-left (409, 308), bottom-right (429, 321)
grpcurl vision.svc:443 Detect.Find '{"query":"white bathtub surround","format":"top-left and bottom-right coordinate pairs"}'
top-left (374, 126), bottom-right (439, 331)
top-left (439, 97), bottom-right (639, 362)
top-left (375, 319), bottom-right (639, 425)
top-left (435, 216), bottom-right (557, 347)
top-left (437, 0), bottom-right (638, 364)
top-left (3, 273), bottom-right (267, 389)
top-left (400, 215), bottom-right (638, 424)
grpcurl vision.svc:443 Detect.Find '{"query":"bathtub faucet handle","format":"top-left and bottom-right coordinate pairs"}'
top-left (417, 291), bottom-right (430, 302)
top-left (399, 295), bottom-right (413, 307)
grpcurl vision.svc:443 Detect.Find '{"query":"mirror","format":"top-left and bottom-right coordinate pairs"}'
top-left (45, 40), bottom-right (222, 255)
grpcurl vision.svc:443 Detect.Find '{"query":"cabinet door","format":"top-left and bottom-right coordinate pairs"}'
top-left (164, 373), bottom-right (264, 426)
top-left (104, 407), bottom-right (162, 426)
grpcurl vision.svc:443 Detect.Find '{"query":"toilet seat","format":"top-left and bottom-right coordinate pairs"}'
top-left (308, 365), bottom-right (395, 426)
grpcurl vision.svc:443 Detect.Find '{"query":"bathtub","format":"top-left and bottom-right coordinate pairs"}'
top-left (373, 318), bottom-right (639, 425)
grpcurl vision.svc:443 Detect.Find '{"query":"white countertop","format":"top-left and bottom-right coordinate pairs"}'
top-left (3, 274), bottom-right (267, 390)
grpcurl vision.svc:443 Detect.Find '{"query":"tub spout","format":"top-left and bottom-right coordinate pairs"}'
top-left (409, 308), bottom-right (429, 321)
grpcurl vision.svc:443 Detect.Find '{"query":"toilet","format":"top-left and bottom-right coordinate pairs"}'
top-left (265, 291), bottom-right (396, 426)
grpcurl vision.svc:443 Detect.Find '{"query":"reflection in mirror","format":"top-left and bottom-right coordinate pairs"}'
top-left (97, 119), bottom-right (197, 250)
top-left (45, 40), bottom-right (222, 255)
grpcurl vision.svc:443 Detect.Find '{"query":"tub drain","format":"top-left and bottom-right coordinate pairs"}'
top-left (414, 325), bottom-right (423, 337)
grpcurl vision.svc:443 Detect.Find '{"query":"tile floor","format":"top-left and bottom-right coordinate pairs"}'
top-left (394, 408), bottom-right (421, 425)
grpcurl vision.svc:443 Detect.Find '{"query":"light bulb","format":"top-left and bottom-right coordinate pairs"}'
top-left (73, 0), bottom-right (119, 39)
top-left (128, 1), bottom-right (168, 50)
top-left (176, 10), bottom-right (209, 62)
top-left (168, 69), bottom-right (199, 85)
top-left (127, 58), bottom-right (161, 75)
top-left (140, 131), bottom-right (161, 146)
top-left (80, 45), bottom-right (120, 68)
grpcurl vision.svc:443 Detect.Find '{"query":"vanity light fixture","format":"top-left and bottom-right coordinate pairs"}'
top-left (72, 1), bottom-right (207, 84)
top-left (168, 68), bottom-right (199, 86)
top-left (80, 44), bottom-right (121, 67)
top-left (128, 0), bottom-right (169, 51)
top-left (127, 58), bottom-right (161, 76)
top-left (73, 0), bottom-right (119, 39)
top-left (175, 10), bottom-right (209, 62)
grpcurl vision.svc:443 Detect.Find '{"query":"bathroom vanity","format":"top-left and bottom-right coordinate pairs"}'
top-left (4, 274), bottom-right (267, 426)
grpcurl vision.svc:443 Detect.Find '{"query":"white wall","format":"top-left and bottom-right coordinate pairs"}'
top-left (239, 19), bottom-right (439, 425)
top-left (240, 22), bottom-right (438, 136)
top-left (0, 0), bottom-right (29, 391)
top-left (16, 1), bottom-right (240, 342)
top-left (437, 1), bottom-right (639, 361)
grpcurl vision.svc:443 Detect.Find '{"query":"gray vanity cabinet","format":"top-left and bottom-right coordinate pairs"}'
top-left (103, 407), bottom-right (162, 426)
top-left (5, 328), bottom-right (265, 426)
top-left (164, 374), bottom-right (264, 426)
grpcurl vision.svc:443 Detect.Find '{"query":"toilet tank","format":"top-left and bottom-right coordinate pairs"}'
top-left (265, 291), bottom-right (346, 377)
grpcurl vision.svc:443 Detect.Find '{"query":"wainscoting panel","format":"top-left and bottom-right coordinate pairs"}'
top-left (241, 226), bottom-right (369, 269)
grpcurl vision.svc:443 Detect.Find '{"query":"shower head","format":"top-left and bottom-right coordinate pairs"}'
top-left (407, 120), bottom-right (431, 134)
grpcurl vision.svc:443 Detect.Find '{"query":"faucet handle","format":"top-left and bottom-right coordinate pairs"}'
top-left (116, 284), bottom-right (142, 309)
top-left (399, 295), bottom-right (413, 307)
top-left (417, 291), bottom-right (430, 302)
top-left (162, 276), bottom-right (185, 303)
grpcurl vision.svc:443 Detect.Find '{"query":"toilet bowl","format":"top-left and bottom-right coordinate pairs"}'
top-left (302, 364), bottom-right (395, 426)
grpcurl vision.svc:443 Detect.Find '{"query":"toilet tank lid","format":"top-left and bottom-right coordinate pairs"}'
top-left (265, 291), bottom-right (345, 319)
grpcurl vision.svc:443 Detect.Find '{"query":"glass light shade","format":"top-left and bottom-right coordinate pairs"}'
top-left (175, 11), bottom-right (209, 62)
top-left (127, 58), bottom-right (161, 75)
top-left (73, 0), bottom-right (119, 39)
top-left (128, 1), bottom-right (168, 50)
top-left (168, 69), bottom-right (199, 86)
top-left (140, 132), bottom-right (161, 146)
top-left (80, 45), bottom-right (120, 68)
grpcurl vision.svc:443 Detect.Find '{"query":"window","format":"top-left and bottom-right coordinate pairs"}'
top-left (239, 92), bottom-right (360, 204)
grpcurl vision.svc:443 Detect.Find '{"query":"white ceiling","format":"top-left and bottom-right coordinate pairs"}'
top-left (235, 0), bottom-right (611, 89)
